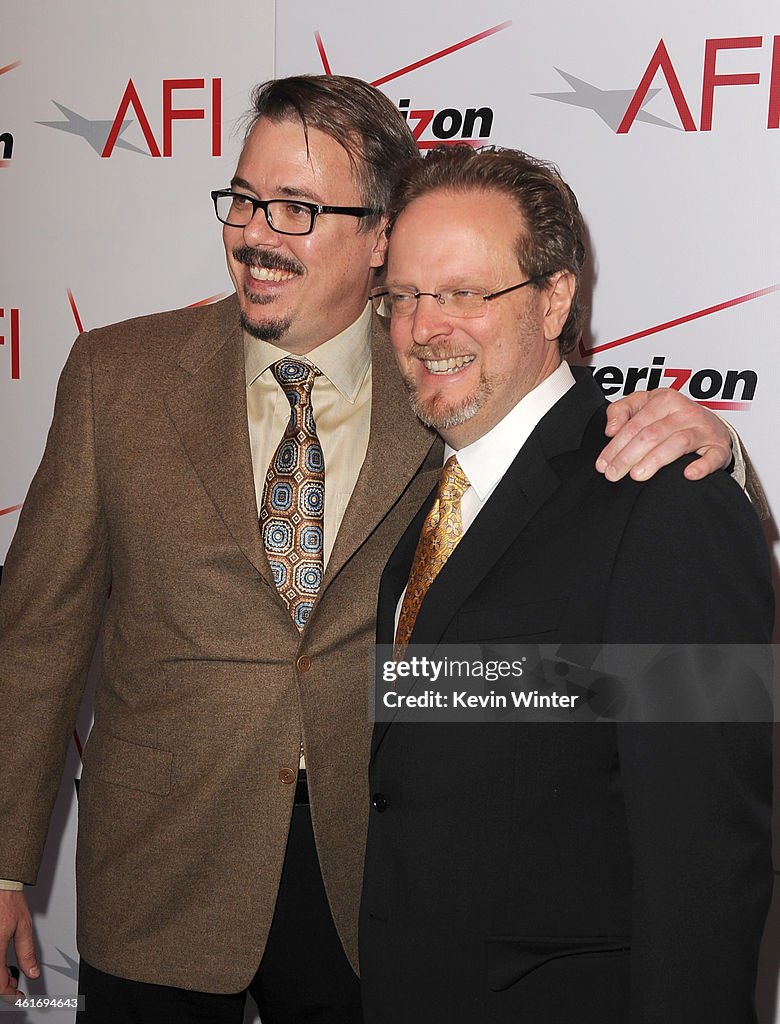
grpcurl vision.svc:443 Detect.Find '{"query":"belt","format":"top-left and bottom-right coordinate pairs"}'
top-left (295, 769), bottom-right (309, 805)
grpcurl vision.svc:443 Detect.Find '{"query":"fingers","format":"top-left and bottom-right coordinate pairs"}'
top-left (597, 408), bottom-right (671, 481)
top-left (1, 964), bottom-right (21, 1000)
top-left (13, 911), bottom-right (39, 982)
top-left (598, 389), bottom-right (733, 482)
top-left (598, 421), bottom-right (701, 482)
top-left (683, 446), bottom-right (732, 480)
top-left (0, 892), bottom-right (38, 1000)
top-left (603, 390), bottom-right (652, 437)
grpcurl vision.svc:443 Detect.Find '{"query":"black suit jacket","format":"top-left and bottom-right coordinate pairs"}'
top-left (360, 369), bottom-right (773, 1024)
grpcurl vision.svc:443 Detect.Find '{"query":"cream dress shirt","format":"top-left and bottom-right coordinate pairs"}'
top-left (245, 303), bottom-right (373, 568)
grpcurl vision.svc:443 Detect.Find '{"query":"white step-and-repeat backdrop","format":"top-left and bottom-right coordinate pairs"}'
top-left (2, 1), bottom-right (779, 1020)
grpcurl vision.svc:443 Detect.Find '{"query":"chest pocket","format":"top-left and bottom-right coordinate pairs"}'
top-left (455, 597), bottom-right (568, 642)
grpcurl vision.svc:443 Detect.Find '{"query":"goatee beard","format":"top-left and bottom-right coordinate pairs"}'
top-left (240, 310), bottom-right (292, 342)
top-left (401, 374), bottom-right (488, 432)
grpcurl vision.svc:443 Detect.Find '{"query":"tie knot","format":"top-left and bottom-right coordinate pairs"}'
top-left (272, 359), bottom-right (320, 404)
top-left (439, 455), bottom-right (470, 500)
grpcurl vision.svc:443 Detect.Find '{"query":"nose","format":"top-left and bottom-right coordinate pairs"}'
top-left (241, 206), bottom-right (283, 248)
top-left (410, 293), bottom-right (453, 346)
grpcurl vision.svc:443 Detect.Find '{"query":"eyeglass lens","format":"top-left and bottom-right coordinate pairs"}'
top-left (216, 194), bottom-right (313, 234)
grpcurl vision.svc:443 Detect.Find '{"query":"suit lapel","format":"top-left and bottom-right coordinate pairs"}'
top-left (371, 447), bottom-right (558, 755)
top-left (371, 491), bottom-right (437, 755)
top-left (371, 369), bottom-right (606, 758)
top-left (323, 314), bottom-right (439, 587)
top-left (376, 489), bottom-right (437, 645)
top-left (411, 371), bottom-right (606, 645)
top-left (408, 432), bottom-right (561, 646)
top-left (165, 296), bottom-right (272, 583)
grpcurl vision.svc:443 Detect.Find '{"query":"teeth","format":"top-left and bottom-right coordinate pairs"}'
top-left (249, 266), bottom-right (297, 282)
top-left (422, 355), bottom-right (476, 374)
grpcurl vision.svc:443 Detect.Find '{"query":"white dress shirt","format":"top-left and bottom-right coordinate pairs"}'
top-left (453, 361), bottom-right (575, 534)
top-left (394, 361), bottom-right (575, 635)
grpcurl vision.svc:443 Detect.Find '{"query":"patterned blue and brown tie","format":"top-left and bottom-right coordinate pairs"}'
top-left (260, 360), bottom-right (325, 631)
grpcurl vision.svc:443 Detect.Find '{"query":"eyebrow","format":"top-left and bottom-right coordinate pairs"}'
top-left (229, 176), bottom-right (324, 204)
top-left (385, 279), bottom-right (488, 291)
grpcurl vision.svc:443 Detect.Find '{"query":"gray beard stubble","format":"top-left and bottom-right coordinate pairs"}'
top-left (402, 373), bottom-right (490, 432)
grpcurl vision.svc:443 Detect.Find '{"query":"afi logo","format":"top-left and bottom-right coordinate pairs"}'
top-left (105, 77), bottom-right (222, 157)
top-left (593, 355), bottom-right (757, 411)
top-left (40, 77), bottom-right (223, 158)
top-left (620, 36), bottom-right (780, 133)
top-left (398, 99), bottom-right (493, 148)
top-left (0, 307), bottom-right (20, 380)
top-left (538, 35), bottom-right (780, 133)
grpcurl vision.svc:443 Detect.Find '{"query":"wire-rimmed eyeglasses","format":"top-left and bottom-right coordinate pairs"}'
top-left (211, 189), bottom-right (381, 236)
top-left (370, 272), bottom-right (554, 319)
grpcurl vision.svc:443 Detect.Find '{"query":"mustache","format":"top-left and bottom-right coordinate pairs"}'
top-left (232, 247), bottom-right (304, 276)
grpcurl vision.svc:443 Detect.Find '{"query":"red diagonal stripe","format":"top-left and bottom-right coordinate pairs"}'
top-left (580, 284), bottom-right (780, 357)
top-left (187, 292), bottom-right (230, 307)
top-left (0, 60), bottom-right (21, 76)
top-left (67, 289), bottom-right (84, 333)
top-left (72, 729), bottom-right (83, 759)
top-left (369, 21), bottom-right (513, 87)
top-left (0, 504), bottom-right (22, 516)
top-left (698, 400), bottom-right (751, 411)
top-left (314, 32), bottom-right (332, 74)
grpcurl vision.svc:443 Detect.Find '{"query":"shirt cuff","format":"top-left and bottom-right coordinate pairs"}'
top-left (0, 879), bottom-right (24, 891)
top-left (721, 417), bottom-right (746, 490)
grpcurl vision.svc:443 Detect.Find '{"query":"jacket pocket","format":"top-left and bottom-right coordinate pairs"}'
top-left (82, 730), bottom-right (173, 796)
top-left (457, 597), bottom-right (568, 641)
top-left (484, 935), bottom-right (630, 991)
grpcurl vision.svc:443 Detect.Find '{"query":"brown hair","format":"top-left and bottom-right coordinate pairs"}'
top-left (246, 75), bottom-right (420, 231)
top-left (387, 145), bottom-right (587, 354)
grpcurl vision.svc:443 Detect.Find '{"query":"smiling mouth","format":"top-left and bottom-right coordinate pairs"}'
top-left (422, 355), bottom-right (476, 375)
top-left (248, 265), bottom-right (298, 283)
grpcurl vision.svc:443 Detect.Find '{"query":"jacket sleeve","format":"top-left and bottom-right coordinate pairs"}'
top-left (0, 331), bottom-right (110, 883)
top-left (605, 466), bottom-right (773, 1024)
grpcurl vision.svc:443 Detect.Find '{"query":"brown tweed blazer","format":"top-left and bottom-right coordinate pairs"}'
top-left (0, 296), bottom-right (441, 992)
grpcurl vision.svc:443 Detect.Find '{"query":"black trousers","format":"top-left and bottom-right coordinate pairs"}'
top-left (76, 781), bottom-right (362, 1023)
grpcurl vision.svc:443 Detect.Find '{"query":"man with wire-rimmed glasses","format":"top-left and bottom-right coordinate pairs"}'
top-left (359, 143), bottom-right (772, 1024)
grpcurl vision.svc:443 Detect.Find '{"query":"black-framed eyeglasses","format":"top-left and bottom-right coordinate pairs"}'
top-left (370, 272), bottom-right (555, 319)
top-left (211, 189), bottom-right (381, 236)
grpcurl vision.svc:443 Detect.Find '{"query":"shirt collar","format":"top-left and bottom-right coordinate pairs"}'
top-left (448, 361), bottom-right (576, 501)
top-left (243, 302), bottom-right (372, 403)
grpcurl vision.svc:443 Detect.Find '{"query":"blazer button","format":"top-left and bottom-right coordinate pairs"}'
top-left (296, 655), bottom-right (312, 673)
top-left (372, 793), bottom-right (388, 813)
top-left (279, 767), bottom-right (296, 785)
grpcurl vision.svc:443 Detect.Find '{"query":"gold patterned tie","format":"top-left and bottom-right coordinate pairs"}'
top-left (260, 360), bottom-right (325, 632)
top-left (394, 455), bottom-right (471, 658)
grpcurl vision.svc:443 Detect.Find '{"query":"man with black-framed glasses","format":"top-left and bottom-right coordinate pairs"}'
top-left (0, 75), bottom-right (749, 1023)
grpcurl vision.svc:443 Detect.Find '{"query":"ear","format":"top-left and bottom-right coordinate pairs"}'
top-left (370, 219), bottom-right (390, 269)
top-left (542, 271), bottom-right (575, 342)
